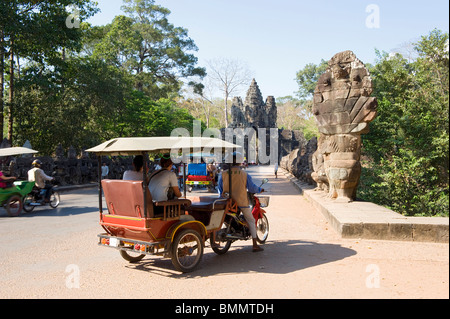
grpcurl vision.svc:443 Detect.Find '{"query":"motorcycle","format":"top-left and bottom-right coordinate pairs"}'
top-left (22, 182), bottom-right (60, 212)
top-left (210, 178), bottom-right (270, 255)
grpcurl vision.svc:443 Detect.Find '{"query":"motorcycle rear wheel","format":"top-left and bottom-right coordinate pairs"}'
top-left (256, 214), bottom-right (269, 244)
top-left (22, 194), bottom-right (35, 212)
top-left (210, 232), bottom-right (232, 255)
top-left (49, 191), bottom-right (60, 208)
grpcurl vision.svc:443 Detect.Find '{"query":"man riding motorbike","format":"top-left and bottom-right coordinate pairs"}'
top-left (218, 152), bottom-right (265, 252)
top-left (27, 159), bottom-right (54, 203)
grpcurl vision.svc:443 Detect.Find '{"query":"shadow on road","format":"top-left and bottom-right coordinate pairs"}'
top-left (126, 239), bottom-right (357, 278)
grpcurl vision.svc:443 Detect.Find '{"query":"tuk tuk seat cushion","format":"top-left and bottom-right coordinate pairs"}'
top-left (186, 197), bottom-right (227, 227)
top-left (186, 197), bottom-right (227, 212)
top-left (102, 179), bottom-right (154, 218)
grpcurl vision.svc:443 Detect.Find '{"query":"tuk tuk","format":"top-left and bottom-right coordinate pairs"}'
top-left (185, 163), bottom-right (215, 192)
top-left (0, 147), bottom-right (38, 216)
top-left (87, 136), bottom-right (243, 272)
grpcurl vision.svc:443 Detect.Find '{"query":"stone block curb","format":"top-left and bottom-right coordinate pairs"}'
top-left (56, 183), bottom-right (98, 193)
top-left (281, 168), bottom-right (449, 243)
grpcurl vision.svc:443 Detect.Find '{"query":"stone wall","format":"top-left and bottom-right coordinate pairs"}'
top-left (0, 143), bottom-right (146, 185)
top-left (280, 137), bottom-right (317, 185)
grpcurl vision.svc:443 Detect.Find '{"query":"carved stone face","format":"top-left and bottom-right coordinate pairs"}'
top-left (313, 50), bottom-right (377, 135)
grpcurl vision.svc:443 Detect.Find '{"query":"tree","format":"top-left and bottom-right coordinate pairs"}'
top-left (93, 0), bottom-right (205, 100)
top-left (293, 60), bottom-right (329, 139)
top-left (206, 57), bottom-right (252, 127)
top-left (295, 59), bottom-right (328, 100)
top-left (177, 94), bottom-right (224, 129)
top-left (360, 29), bottom-right (449, 216)
top-left (276, 95), bottom-right (318, 140)
top-left (114, 92), bottom-right (201, 137)
top-left (0, 0), bottom-right (98, 143)
top-left (14, 54), bottom-right (130, 154)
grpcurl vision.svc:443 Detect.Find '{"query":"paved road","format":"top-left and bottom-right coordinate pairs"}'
top-left (0, 166), bottom-right (448, 299)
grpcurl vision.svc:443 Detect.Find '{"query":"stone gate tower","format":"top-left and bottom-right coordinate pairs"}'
top-left (230, 79), bottom-right (277, 129)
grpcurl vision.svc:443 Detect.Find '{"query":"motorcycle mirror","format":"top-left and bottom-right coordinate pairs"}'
top-left (260, 178), bottom-right (269, 186)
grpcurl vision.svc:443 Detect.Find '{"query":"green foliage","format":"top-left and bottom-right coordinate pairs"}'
top-left (293, 60), bottom-right (328, 139)
top-left (360, 29), bottom-right (449, 217)
top-left (92, 0), bottom-right (206, 99)
top-left (293, 29), bottom-right (449, 217)
top-left (13, 56), bottom-right (128, 154)
top-left (276, 95), bottom-right (318, 140)
top-left (14, 56), bottom-right (200, 154)
top-left (104, 91), bottom-right (199, 138)
top-left (360, 150), bottom-right (449, 217)
top-left (295, 59), bottom-right (328, 100)
top-left (3, 0), bottom-right (205, 155)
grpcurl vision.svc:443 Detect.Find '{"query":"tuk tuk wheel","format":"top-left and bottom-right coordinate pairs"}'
top-left (171, 229), bottom-right (203, 273)
top-left (6, 195), bottom-right (23, 217)
top-left (120, 250), bottom-right (145, 263)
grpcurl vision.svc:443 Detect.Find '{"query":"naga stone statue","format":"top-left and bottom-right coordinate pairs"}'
top-left (311, 50), bottom-right (377, 202)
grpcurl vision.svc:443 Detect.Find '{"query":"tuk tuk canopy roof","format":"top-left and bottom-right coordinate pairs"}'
top-left (0, 147), bottom-right (38, 157)
top-left (85, 137), bottom-right (241, 156)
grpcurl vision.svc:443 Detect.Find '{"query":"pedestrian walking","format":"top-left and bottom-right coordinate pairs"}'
top-left (274, 161), bottom-right (278, 179)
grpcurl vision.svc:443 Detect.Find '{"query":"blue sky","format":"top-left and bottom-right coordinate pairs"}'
top-left (88, 0), bottom-right (449, 99)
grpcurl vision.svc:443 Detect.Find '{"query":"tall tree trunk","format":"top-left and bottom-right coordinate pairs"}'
top-left (0, 31), bottom-right (4, 142)
top-left (224, 91), bottom-right (229, 128)
top-left (7, 36), bottom-right (14, 144)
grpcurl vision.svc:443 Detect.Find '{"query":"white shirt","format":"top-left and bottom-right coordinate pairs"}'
top-left (101, 165), bottom-right (109, 177)
top-left (28, 167), bottom-right (52, 188)
top-left (123, 170), bottom-right (143, 181)
top-left (148, 169), bottom-right (178, 201)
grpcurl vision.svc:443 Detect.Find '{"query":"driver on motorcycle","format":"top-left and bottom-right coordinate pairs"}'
top-left (27, 159), bottom-right (54, 203)
top-left (218, 152), bottom-right (265, 252)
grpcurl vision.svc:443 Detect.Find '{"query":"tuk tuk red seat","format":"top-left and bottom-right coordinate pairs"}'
top-left (102, 179), bottom-right (152, 218)
top-left (100, 179), bottom-right (191, 241)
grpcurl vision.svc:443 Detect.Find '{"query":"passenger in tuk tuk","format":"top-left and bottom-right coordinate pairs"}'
top-left (148, 154), bottom-right (182, 201)
top-left (123, 155), bottom-right (148, 182)
top-left (218, 152), bottom-right (265, 252)
top-left (0, 171), bottom-right (16, 188)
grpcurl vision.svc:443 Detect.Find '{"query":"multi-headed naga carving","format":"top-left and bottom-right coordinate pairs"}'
top-left (311, 50), bottom-right (377, 202)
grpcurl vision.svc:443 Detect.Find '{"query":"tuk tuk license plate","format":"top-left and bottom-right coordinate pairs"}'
top-left (109, 237), bottom-right (119, 247)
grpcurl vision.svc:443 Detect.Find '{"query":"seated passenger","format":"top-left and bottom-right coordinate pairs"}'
top-left (123, 155), bottom-right (147, 182)
top-left (0, 171), bottom-right (16, 188)
top-left (148, 154), bottom-right (182, 201)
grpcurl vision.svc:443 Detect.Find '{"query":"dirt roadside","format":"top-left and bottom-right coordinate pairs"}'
top-left (0, 165), bottom-right (448, 299)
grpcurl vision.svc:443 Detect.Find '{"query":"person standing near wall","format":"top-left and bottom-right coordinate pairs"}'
top-left (101, 162), bottom-right (109, 179)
